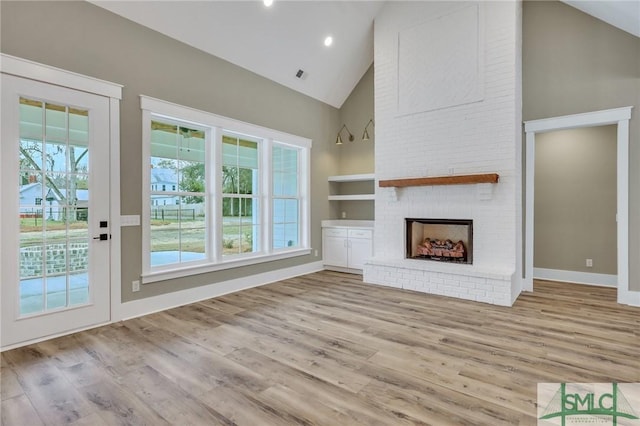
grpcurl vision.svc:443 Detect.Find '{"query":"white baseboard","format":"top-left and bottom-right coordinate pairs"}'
top-left (618, 288), bottom-right (640, 306)
top-left (116, 261), bottom-right (324, 321)
top-left (534, 268), bottom-right (640, 306)
top-left (324, 265), bottom-right (363, 275)
top-left (533, 268), bottom-right (617, 287)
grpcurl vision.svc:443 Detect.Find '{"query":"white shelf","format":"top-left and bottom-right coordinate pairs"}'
top-left (328, 194), bottom-right (375, 201)
top-left (328, 173), bottom-right (375, 183)
top-left (328, 173), bottom-right (375, 202)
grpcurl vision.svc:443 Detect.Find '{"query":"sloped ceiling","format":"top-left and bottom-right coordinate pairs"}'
top-left (562, 0), bottom-right (639, 38)
top-left (90, 1), bottom-right (638, 109)
top-left (90, 1), bottom-right (384, 109)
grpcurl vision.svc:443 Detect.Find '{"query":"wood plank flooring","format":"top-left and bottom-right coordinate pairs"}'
top-left (2, 271), bottom-right (638, 425)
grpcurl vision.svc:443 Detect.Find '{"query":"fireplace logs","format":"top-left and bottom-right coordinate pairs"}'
top-left (416, 238), bottom-right (465, 260)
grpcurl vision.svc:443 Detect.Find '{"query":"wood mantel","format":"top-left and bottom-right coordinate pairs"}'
top-left (379, 173), bottom-right (499, 188)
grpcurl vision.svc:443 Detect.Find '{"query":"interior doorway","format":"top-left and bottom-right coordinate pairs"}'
top-left (524, 107), bottom-right (633, 304)
top-left (533, 125), bottom-right (617, 286)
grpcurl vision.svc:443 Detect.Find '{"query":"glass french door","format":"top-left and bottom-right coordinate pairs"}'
top-left (1, 74), bottom-right (111, 348)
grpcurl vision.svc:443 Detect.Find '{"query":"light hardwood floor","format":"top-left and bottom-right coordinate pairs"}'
top-left (1, 271), bottom-right (638, 425)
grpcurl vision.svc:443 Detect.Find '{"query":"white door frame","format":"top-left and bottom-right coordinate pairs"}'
top-left (0, 54), bottom-right (122, 349)
top-left (523, 106), bottom-right (634, 305)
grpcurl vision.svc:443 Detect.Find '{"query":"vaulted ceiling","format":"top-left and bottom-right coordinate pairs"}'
top-left (90, 1), bottom-right (639, 109)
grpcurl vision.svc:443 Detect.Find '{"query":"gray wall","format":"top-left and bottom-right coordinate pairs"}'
top-left (523, 0), bottom-right (640, 290)
top-left (330, 64), bottom-right (375, 220)
top-left (534, 126), bottom-right (617, 274)
top-left (1, 1), bottom-right (340, 302)
top-left (336, 65), bottom-right (375, 175)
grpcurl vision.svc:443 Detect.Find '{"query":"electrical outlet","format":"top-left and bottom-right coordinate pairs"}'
top-left (132, 280), bottom-right (140, 292)
top-left (314, 249), bottom-right (318, 257)
top-left (341, 211), bottom-right (347, 219)
top-left (586, 259), bottom-right (593, 268)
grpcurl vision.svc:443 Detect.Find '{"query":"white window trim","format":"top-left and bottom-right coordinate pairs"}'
top-left (1, 53), bottom-right (123, 99)
top-left (140, 95), bottom-right (311, 284)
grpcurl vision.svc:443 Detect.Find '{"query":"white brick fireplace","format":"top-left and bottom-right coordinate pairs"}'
top-left (363, 1), bottom-right (523, 306)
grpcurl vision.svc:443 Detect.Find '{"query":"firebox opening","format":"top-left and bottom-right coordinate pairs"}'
top-left (406, 218), bottom-right (473, 264)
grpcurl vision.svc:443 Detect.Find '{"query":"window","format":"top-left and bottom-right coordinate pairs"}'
top-left (141, 96), bottom-right (311, 283)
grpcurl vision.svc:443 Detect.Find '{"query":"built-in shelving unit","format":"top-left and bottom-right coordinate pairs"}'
top-left (326, 175), bottom-right (375, 243)
top-left (328, 173), bottom-right (375, 201)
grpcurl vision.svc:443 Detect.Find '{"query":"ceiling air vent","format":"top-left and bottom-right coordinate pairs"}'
top-left (295, 69), bottom-right (304, 78)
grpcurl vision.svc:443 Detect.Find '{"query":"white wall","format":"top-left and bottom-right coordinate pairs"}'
top-left (364, 1), bottom-right (523, 306)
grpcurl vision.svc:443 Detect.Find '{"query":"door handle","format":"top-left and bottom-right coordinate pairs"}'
top-left (93, 233), bottom-right (109, 241)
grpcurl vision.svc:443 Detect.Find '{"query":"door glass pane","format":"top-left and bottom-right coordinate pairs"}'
top-left (19, 97), bottom-right (44, 140)
top-left (45, 243), bottom-right (67, 310)
top-left (18, 98), bottom-right (90, 317)
top-left (19, 276), bottom-right (44, 316)
top-left (19, 140), bottom-right (43, 172)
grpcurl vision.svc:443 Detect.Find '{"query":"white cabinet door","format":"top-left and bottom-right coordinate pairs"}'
top-left (348, 229), bottom-right (373, 270)
top-left (323, 227), bottom-right (373, 271)
top-left (322, 228), bottom-right (348, 267)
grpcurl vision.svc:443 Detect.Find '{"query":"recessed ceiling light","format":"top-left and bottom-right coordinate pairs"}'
top-left (263, 0), bottom-right (273, 7)
top-left (324, 36), bottom-right (333, 47)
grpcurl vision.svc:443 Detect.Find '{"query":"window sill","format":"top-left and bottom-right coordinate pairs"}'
top-left (141, 248), bottom-right (312, 284)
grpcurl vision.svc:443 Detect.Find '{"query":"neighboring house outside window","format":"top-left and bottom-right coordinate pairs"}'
top-left (140, 96), bottom-right (311, 283)
top-left (18, 182), bottom-right (89, 221)
top-left (150, 168), bottom-right (180, 207)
